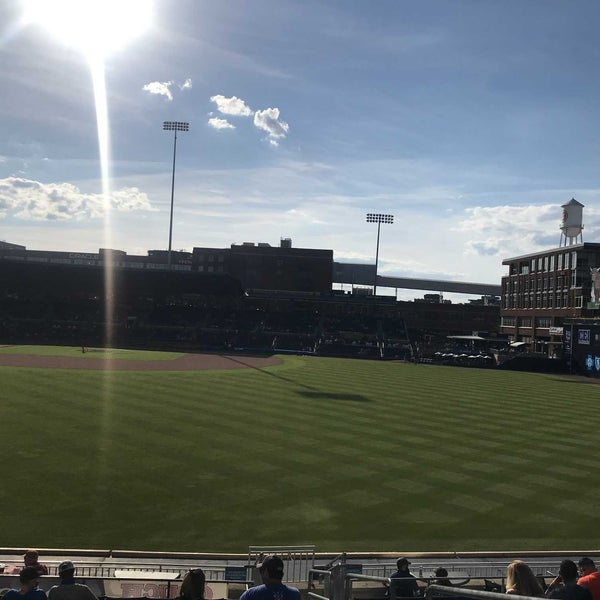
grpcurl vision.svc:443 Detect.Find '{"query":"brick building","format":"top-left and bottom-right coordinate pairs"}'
top-left (500, 242), bottom-right (600, 353)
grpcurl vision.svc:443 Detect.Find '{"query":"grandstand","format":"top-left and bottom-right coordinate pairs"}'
top-left (0, 247), bottom-right (499, 360)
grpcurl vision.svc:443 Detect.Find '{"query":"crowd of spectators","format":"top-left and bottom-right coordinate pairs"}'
top-left (387, 556), bottom-right (600, 600)
top-left (3, 553), bottom-right (600, 600)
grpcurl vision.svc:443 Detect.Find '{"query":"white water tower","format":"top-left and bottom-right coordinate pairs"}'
top-left (559, 198), bottom-right (584, 246)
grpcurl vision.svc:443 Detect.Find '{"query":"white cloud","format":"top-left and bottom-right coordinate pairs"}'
top-left (210, 94), bottom-right (253, 117)
top-left (179, 78), bottom-right (192, 90)
top-left (142, 81), bottom-right (174, 101)
top-left (0, 177), bottom-right (155, 221)
top-left (457, 204), bottom-right (567, 257)
top-left (269, 139), bottom-right (279, 147)
top-left (208, 117), bottom-right (235, 130)
top-left (254, 107), bottom-right (289, 139)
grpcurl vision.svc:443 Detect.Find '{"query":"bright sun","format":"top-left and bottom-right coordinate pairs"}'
top-left (23, 0), bottom-right (153, 60)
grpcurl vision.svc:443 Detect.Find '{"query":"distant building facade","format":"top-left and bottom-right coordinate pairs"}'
top-left (192, 240), bottom-right (333, 293)
top-left (500, 243), bottom-right (600, 353)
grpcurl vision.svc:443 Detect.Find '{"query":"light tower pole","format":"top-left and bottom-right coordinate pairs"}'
top-left (366, 213), bottom-right (394, 296)
top-left (163, 121), bottom-right (189, 268)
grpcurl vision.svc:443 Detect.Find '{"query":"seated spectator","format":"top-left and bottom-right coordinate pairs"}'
top-left (3, 566), bottom-right (48, 600)
top-left (240, 555), bottom-right (300, 600)
top-left (240, 554), bottom-right (301, 600)
top-left (578, 558), bottom-right (600, 600)
top-left (48, 561), bottom-right (98, 600)
top-left (433, 568), bottom-right (453, 587)
top-left (546, 560), bottom-right (592, 600)
top-left (179, 568), bottom-right (206, 600)
top-left (506, 560), bottom-right (544, 597)
top-left (24, 550), bottom-right (49, 576)
top-left (389, 558), bottom-right (419, 598)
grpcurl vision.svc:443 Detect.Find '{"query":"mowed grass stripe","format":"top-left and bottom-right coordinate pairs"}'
top-left (2, 356), bottom-right (600, 552)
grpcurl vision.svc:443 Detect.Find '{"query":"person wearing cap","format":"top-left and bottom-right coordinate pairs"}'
top-left (23, 550), bottom-right (49, 576)
top-left (546, 560), bottom-right (592, 600)
top-left (240, 555), bottom-right (301, 600)
top-left (388, 558), bottom-right (419, 599)
top-left (47, 561), bottom-right (98, 600)
top-left (2, 566), bottom-right (48, 600)
top-left (578, 558), bottom-right (600, 600)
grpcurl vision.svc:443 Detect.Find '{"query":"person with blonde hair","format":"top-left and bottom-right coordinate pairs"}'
top-left (506, 560), bottom-right (544, 597)
top-left (179, 568), bottom-right (206, 600)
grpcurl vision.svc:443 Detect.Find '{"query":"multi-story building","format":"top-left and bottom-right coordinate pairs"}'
top-left (500, 243), bottom-right (600, 353)
top-left (192, 239), bottom-right (333, 293)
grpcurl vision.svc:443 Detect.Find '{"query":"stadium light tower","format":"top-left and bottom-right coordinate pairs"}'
top-left (163, 121), bottom-right (189, 268)
top-left (366, 213), bottom-right (394, 296)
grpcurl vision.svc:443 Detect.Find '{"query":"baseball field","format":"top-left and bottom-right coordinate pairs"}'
top-left (1, 345), bottom-right (599, 553)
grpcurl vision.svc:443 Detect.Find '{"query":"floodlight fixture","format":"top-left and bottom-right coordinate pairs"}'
top-left (365, 212), bottom-right (394, 295)
top-left (163, 121), bottom-right (189, 132)
top-left (366, 213), bottom-right (394, 224)
top-left (163, 121), bottom-right (190, 267)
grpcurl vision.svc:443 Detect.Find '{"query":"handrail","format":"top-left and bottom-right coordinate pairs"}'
top-left (426, 584), bottom-right (539, 600)
top-left (308, 593), bottom-right (330, 600)
top-left (346, 573), bottom-right (390, 583)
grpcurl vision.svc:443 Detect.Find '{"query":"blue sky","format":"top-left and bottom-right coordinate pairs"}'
top-left (2, 0), bottom-right (600, 298)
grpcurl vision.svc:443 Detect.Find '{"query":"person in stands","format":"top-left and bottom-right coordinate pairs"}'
top-left (546, 560), bottom-right (592, 600)
top-left (3, 566), bottom-right (48, 600)
top-left (240, 555), bottom-right (301, 600)
top-left (48, 561), bottom-right (98, 600)
top-left (23, 550), bottom-right (49, 576)
top-left (578, 558), bottom-right (600, 600)
top-left (389, 558), bottom-right (419, 598)
top-left (505, 560), bottom-right (544, 597)
top-left (432, 568), bottom-right (453, 588)
top-left (179, 568), bottom-right (206, 600)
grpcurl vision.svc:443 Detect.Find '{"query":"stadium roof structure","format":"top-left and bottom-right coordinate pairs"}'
top-left (333, 262), bottom-right (501, 296)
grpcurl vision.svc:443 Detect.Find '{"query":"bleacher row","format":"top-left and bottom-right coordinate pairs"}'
top-left (0, 296), bottom-right (415, 360)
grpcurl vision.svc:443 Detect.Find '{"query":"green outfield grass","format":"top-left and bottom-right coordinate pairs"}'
top-left (2, 354), bottom-right (599, 553)
top-left (0, 345), bottom-right (185, 360)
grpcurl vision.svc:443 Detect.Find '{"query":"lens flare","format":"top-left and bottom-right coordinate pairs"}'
top-left (23, 0), bottom-right (153, 60)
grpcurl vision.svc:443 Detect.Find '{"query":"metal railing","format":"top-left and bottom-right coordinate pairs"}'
top-left (346, 571), bottom-right (391, 600)
top-left (248, 545), bottom-right (316, 583)
top-left (308, 569), bottom-right (334, 600)
top-left (426, 584), bottom-right (541, 600)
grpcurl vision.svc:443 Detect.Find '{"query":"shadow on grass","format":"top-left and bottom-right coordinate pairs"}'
top-left (547, 376), bottom-right (600, 385)
top-left (296, 391), bottom-right (371, 403)
top-left (222, 354), bottom-right (371, 402)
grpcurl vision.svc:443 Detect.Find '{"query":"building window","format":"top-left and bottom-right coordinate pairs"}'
top-left (543, 256), bottom-right (549, 271)
top-left (531, 259), bottom-right (536, 272)
top-left (536, 317), bottom-right (552, 328)
top-left (501, 316), bottom-right (516, 327)
top-left (520, 317), bottom-right (532, 327)
top-left (550, 255), bottom-right (555, 271)
top-left (557, 254), bottom-right (563, 270)
top-left (564, 253), bottom-right (570, 270)
top-left (571, 251), bottom-right (577, 269)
